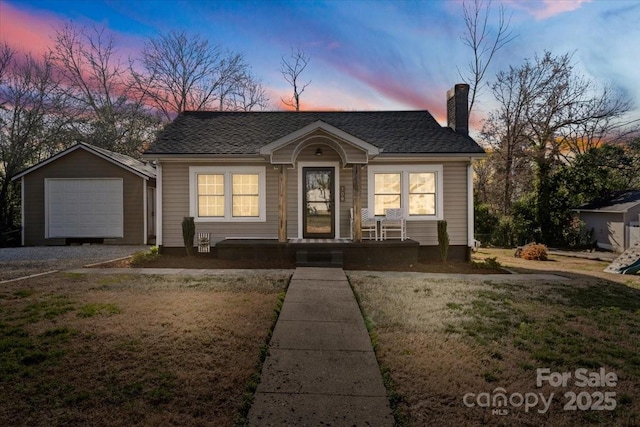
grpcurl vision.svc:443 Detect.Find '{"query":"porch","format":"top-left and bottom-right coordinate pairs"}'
top-left (214, 238), bottom-right (420, 268)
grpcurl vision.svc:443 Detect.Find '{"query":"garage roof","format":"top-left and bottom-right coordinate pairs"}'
top-left (575, 190), bottom-right (640, 213)
top-left (12, 143), bottom-right (156, 181)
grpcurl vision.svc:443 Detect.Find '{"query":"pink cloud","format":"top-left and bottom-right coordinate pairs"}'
top-left (0, 2), bottom-right (60, 54)
top-left (332, 61), bottom-right (450, 117)
top-left (508, 0), bottom-right (591, 20)
top-left (0, 2), bottom-right (145, 62)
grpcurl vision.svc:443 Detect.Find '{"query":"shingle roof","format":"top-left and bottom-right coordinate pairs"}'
top-left (84, 143), bottom-right (156, 178)
top-left (11, 143), bottom-right (155, 181)
top-left (577, 190), bottom-right (640, 213)
top-left (144, 111), bottom-right (485, 156)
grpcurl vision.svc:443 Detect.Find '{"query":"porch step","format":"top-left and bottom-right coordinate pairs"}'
top-left (296, 249), bottom-right (343, 268)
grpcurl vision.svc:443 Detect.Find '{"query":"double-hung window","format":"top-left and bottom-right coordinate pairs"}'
top-left (368, 165), bottom-right (443, 220)
top-left (373, 173), bottom-right (401, 216)
top-left (190, 166), bottom-right (266, 222)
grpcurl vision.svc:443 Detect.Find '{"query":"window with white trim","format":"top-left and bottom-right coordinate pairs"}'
top-left (198, 174), bottom-right (224, 217)
top-left (409, 172), bottom-right (436, 215)
top-left (368, 165), bottom-right (443, 220)
top-left (190, 166), bottom-right (266, 222)
top-left (373, 173), bottom-right (401, 216)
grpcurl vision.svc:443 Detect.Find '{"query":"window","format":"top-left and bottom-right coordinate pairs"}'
top-left (190, 166), bottom-right (266, 222)
top-left (198, 174), bottom-right (224, 217)
top-left (373, 173), bottom-right (401, 216)
top-left (368, 165), bottom-right (443, 220)
top-left (409, 173), bottom-right (436, 215)
top-left (232, 174), bottom-right (259, 217)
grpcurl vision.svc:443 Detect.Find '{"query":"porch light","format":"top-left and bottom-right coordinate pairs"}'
top-left (315, 148), bottom-right (322, 156)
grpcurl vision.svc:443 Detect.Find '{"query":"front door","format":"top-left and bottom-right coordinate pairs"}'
top-left (303, 167), bottom-right (335, 238)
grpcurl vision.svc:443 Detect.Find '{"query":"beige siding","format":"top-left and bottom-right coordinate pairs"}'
top-left (23, 148), bottom-right (149, 245)
top-left (161, 161), bottom-right (278, 247)
top-left (580, 211), bottom-right (624, 251)
top-left (160, 154), bottom-right (471, 247)
top-left (367, 161), bottom-right (469, 246)
top-left (161, 162), bottom-right (189, 247)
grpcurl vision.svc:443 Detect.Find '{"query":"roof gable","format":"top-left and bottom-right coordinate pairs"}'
top-left (259, 120), bottom-right (380, 164)
top-left (144, 110), bottom-right (486, 157)
top-left (12, 143), bottom-right (156, 181)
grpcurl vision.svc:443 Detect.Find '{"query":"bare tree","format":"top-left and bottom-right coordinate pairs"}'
top-left (132, 30), bottom-right (250, 119)
top-left (459, 0), bottom-right (516, 117)
top-left (0, 46), bottom-right (72, 240)
top-left (480, 64), bottom-right (531, 215)
top-left (50, 23), bottom-right (159, 156)
top-left (0, 42), bottom-right (14, 99)
top-left (482, 51), bottom-right (634, 244)
top-left (556, 84), bottom-right (638, 157)
top-left (280, 47), bottom-right (310, 111)
top-left (224, 71), bottom-right (270, 111)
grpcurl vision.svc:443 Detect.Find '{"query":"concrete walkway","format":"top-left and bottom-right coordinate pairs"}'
top-left (248, 267), bottom-right (394, 426)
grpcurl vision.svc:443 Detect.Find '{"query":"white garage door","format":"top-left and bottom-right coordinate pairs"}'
top-left (46, 178), bottom-right (123, 238)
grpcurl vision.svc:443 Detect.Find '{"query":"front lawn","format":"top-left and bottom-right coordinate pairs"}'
top-left (0, 271), bottom-right (289, 426)
top-left (350, 263), bottom-right (640, 426)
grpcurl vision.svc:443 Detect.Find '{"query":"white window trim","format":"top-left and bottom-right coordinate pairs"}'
top-left (189, 166), bottom-right (266, 222)
top-left (367, 165), bottom-right (443, 221)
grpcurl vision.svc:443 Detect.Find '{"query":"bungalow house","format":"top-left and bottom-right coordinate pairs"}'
top-left (12, 143), bottom-right (156, 246)
top-left (143, 84), bottom-right (486, 263)
top-left (574, 190), bottom-right (640, 252)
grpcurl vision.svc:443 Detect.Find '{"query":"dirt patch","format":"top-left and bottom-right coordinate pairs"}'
top-left (97, 252), bottom-right (503, 274)
top-left (0, 271), bottom-right (289, 426)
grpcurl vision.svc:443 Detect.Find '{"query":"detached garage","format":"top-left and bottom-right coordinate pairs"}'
top-left (12, 143), bottom-right (156, 246)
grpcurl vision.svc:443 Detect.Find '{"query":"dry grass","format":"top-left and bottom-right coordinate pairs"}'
top-left (0, 272), bottom-right (289, 426)
top-left (474, 248), bottom-right (632, 283)
top-left (350, 252), bottom-right (640, 426)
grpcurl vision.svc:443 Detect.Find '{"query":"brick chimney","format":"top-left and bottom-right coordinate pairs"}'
top-left (447, 83), bottom-right (469, 136)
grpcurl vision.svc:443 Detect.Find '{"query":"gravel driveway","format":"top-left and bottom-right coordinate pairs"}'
top-left (0, 245), bottom-right (150, 282)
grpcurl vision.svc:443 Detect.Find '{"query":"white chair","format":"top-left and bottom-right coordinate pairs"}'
top-left (350, 208), bottom-right (378, 241)
top-left (381, 208), bottom-right (406, 241)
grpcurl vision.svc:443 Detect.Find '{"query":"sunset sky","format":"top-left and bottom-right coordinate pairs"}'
top-left (1, 0), bottom-right (639, 132)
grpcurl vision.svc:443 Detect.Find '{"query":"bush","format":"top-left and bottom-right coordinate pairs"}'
top-left (519, 243), bottom-right (548, 261)
top-left (472, 257), bottom-right (502, 270)
top-left (563, 215), bottom-right (595, 249)
top-left (130, 247), bottom-right (160, 265)
top-left (182, 217), bottom-right (195, 256)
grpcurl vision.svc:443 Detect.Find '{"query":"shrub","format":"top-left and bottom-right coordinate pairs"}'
top-left (130, 248), bottom-right (160, 265)
top-left (182, 217), bottom-right (195, 256)
top-left (472, 257), bottom-right (502, 270)
top-left (519, 243), bottom-right (548, 261)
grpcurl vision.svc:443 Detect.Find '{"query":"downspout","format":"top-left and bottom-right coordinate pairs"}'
top-left (467, 161), bottom-right (474, 249)
top-left (143, 178), bottom-right (148, 245)
top-left (21, 176), bottom-right (25, 246)
top-left (156, 161), bottom-right (163, 247)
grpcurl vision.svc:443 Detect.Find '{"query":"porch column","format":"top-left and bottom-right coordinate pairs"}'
top-left (352, 164), bottom-right (362, 242)
top-left (278, 165), bottom-right (287, 242)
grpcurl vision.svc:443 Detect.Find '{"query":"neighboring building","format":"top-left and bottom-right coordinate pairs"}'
top-left (574, 190), bottom-right (640, 252)
top-left (143, 84), bottom-right (486, 261)
top-left (12, 143), bottom-right (156, 246)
